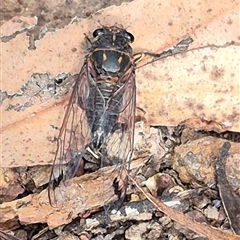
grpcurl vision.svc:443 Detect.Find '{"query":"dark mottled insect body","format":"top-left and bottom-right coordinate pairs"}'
top-left (83, 27), bottom-right (135, 151)
top-left (49, 26), bottom-right (136, 207)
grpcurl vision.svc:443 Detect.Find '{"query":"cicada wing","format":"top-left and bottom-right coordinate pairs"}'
top-left (48, 64), bottom-right (92, 207)
top-left (103, 68), bottom-right (136, 209)
top-left (106, 69), bottom-right (136, 165)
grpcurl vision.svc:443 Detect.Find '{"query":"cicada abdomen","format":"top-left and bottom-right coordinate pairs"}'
top-left (48, 26), bottom-right (136, 209)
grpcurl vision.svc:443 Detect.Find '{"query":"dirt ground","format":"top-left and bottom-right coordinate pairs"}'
top-left (0, 0), bottom-right (131, 28)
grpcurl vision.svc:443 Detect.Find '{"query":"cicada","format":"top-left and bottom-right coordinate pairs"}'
top-left (48, 26), bottom-right (136, 208)
top-left (48, 26), bottom-right (193, 209)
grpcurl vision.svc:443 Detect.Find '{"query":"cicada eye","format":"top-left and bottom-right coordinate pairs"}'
top-left (124, 31), bottom-right (134, 43)
top-left (93, 28), bottom-right (104, 38)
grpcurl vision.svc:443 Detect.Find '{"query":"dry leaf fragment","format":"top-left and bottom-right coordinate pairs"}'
top-left (173, 137), bottom-right (240, 187)
top-left (216, 142), bottom-right (240, 235)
